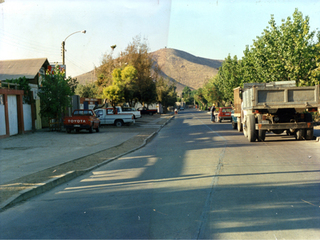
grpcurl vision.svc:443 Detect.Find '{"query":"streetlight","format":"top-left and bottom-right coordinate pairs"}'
top-left (61, 30), bottom-right (86, 65)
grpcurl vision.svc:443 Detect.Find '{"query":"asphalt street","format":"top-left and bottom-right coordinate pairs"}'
top-left (1, 109), bottom-right (319, 239)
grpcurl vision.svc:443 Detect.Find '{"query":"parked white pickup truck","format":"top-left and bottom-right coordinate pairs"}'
top-left (94, 108), bottom-right (135, 127)
top-left (116, 106), bottom-right (141, 119)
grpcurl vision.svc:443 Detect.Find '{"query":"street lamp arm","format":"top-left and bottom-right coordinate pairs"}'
top-left (61, 30), bottom-right (86, 66)
top-left (64, 30), bottom-right (86, 42)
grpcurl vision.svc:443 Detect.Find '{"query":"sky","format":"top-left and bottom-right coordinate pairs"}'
top-left (1, 0), bottom-right (320, 78)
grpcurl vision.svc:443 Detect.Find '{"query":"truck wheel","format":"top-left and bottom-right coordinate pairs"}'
top-left (243, 117), bottom-right (248, 138)
top-left (295, 129), bottom-right (305, 140)
top-left (232, 120), bottom-right (237, 129)
top-left (247, 114), bottom-right (256, 142)
top-left (89, 126), bottom-right (93, 133)
top-left (115, 120), bottom-right (123, 127)
top-left (258, 130), bottom-right (266, 141)
top-left (237, 117), bottom-right (243, 132)
top-left (257, 115), bottom-right (266, 141)
top-left (305, 128), bottom-right (313, 140)
top-left (95, 125), bottom-right (100, 132)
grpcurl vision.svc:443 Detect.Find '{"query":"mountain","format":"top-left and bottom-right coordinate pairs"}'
top-left (75, 48), bottom-right (223, 94)
top-left (75, 69), bottom-right (96, 85)
top-left (151, 48), bottom-right (223, 93)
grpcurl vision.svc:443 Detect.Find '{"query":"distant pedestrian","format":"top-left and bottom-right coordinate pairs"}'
top-left (211, 104), bottom-right (216, 122)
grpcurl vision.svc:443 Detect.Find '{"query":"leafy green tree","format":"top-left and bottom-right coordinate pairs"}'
top-left (103, 65), bottom-right (138, 107)
top-left (216, 54), bottom-right (241, 103)
top-left (75, 82), bottom-right (98, 98)
top-left (206, 9), bottom-right (320, 105)
top-left (103, 84), bottom-right (123, 108)
top-left (156, 77), bottom-right (177, 113)
top-left (97, 36), bottom-right (158, 106)
top-left (193, 88), bottom-right (208, 110)
top-left (182, 86), bottom-right (194, 104)
top-left (38, 66), bottom-right (76, 122)
top-left (202, 76), bottom-right (221, 106)
top-left (243, 9), bottom-right (320, 86)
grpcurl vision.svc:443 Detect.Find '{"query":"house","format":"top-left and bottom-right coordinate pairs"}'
top-left (0, 58), bottom-right (50, 138)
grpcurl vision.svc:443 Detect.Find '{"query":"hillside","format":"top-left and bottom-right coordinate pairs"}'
top-left (75, 48), bottom-right (223, 94)
top-left (151, 48), bottom-right (223, 93)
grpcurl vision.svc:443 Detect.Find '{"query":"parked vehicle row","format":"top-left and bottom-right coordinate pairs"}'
top-left (137, 107), bottom-right (157, 115)
top-left (63, 105), bottom-right (159, 133)
top-left (64, 109), bottom-right (100, 133)
top-left (94, 108), bottom-right (135, 127)
top-left (116, 106), bottom-right (141, 119)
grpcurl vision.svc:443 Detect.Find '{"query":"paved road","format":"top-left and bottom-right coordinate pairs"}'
top-left (0, 109), bottom-right (319, 239)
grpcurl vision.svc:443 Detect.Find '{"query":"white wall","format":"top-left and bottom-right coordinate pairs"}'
top-left (0, 104), bottom-right (6, 136)
top-left (23, 104), bottom-right (32, 131)
top-left (8, 95), bottom-right (18, 136)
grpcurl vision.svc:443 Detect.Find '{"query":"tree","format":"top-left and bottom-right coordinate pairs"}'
top-left (206, 9), bottom-right (320, 105)
top-left (103, 65), bottom-right (138, 108)
top-left (216, 54), bottom-right (241, 104)
top-left (182, 86), bottom-right (194, 104)
top-left (243, 9), bottom-right (320, 86)
top-left (38, 66), bottom-right (76, 122)
top-left (97, 35), bottom-right (158, 106)
top-left (193, 88), bottom-right (208, 110)
top-left (75, 82), bottom-right (98, 98)
top-left (202, 77), bottom-right (221, 106)
top-left (156, 77), bottom-right (177, 113)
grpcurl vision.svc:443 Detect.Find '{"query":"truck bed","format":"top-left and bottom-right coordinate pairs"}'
top-left (242, 81), bottom-right (320, 111)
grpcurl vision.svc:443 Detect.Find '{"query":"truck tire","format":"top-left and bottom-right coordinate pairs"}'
top-left (247, 114), bottom-right (256, 142)
top-left (115, 120), bottom-right (123, 127)
top-left (243, 117), bottom-right (248, 138)
top-left (95, 125), bottom-right (100, 132)
top-left (295, 129), bottom-right (305, 140)
top-left (232, 120), bottom-right (237, 129)
top-left (237, 117), bottom-right (243, 132)
top-left (89, 126), bottom-right (93, 133)
top-left (257, 115), bottom-right (266, 141)
top-left (305, 128), bottom-right (313, 140)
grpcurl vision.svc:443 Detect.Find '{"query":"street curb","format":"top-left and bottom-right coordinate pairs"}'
top-left (0, 115), bottom-right (174, 212)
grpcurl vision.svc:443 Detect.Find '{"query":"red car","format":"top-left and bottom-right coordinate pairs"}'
top-left (216, 107), bottom-right (232, 123)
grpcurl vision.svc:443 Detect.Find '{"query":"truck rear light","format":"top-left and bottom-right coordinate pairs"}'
top-left (307, 107), bottom-right (317, 112)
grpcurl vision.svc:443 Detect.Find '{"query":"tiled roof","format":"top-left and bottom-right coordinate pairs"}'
top-left (0, 58), bottom-right (49, 80)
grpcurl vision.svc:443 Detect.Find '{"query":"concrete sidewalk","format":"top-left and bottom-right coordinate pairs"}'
top-left (0, 114), bottom-right (174, 210)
